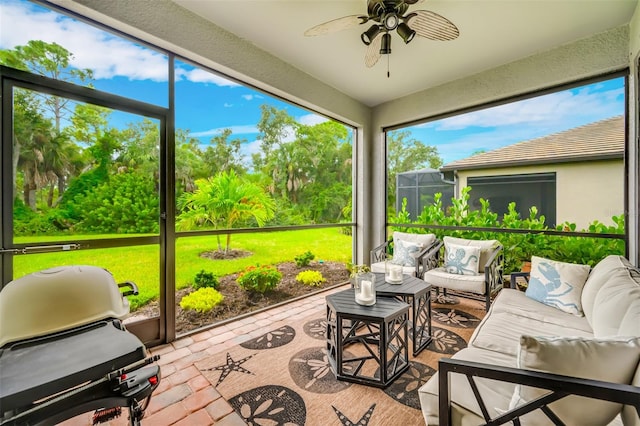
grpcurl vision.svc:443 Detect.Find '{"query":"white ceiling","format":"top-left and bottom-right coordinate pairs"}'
top-left (173, 0), bottom-right (638, 107)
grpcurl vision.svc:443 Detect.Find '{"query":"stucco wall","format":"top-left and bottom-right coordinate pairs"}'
top-left (456, 161), bottom-right (624, 229)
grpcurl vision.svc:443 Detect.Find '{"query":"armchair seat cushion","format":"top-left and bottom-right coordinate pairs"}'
top-left (423, 267), bottom-right (486, 294)
top-left (370, 262), bottom-right (416, 276)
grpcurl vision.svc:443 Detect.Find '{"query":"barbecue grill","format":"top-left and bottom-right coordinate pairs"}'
top-left (0, 265), bottom-right (160, 426)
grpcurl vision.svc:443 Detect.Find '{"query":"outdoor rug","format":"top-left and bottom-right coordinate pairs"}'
top-left (195, 291), bottom-right (485, 426)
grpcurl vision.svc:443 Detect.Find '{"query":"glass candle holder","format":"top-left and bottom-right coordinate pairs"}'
top-left (385, 258), bottom-right (404, 284)
top-left (354, 272), bottom-right (376, 306)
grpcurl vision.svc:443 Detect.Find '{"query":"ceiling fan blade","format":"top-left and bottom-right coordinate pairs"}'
top-left (407, 10), bottom-right (460, 41)
top-left (304, 15), bottom-right (366, 36)
top-left (364, 33), bottom-right (382, 68)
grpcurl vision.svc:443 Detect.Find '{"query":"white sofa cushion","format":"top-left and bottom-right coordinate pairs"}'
top-left (419, 347), bottom-right (517, 425)
top-left (525, 256), bottom-right (590, 316)
top-left (423, 267), bottom-right (486, 294)
top-left (486, 289), bottom-right (594, 334)
top-left (469, 310), bottom-right (593, 356)
top-left (444, 242), bottom-right (480, 275)
top-left (591, 267), bottom-right (640, 338)
top-left (622, 365), bottom-right (640, 426)
top-left (443, 236), bottom-right (498, 272)
top-left (510, 335), bottom-right (640, 426)
top-left (581, 255), bottom-right (631, 323)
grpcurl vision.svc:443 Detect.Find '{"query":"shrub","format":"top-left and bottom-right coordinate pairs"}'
top-left (294, 251), bottom-right (315, 267)
top-left (193, 269), bottom-right (219, 290)
top-left (179, 287), bottom-right (224, 313)
top-left (296, 270), bottom-right (326, 287)
top-left (392, 186), bottom-right (625, 274)
top-left (236, 264), bottom-right (282, 293)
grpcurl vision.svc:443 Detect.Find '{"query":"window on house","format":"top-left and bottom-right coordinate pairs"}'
top-left (467, 173), bottom-right (557, 226)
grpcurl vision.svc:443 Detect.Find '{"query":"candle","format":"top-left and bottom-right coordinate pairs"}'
top-left (355, 279), bottom-right (375, 305)
top-left (390, 268), bottom-right (402, 281)
top-left (361, 280), bottom-right (373, 299)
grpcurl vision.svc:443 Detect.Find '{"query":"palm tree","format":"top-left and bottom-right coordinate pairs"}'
top-left (177, 170), bottom-right (275, 253)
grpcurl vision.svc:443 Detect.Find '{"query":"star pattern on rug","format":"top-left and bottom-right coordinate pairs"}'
top-left (202, 352), bottom-right (255, 386)
top-left (332, 403), bottom-right (376, 426)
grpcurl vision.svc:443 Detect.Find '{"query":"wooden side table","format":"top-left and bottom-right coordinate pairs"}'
top-left (326, 289), bottom-right (409, 388)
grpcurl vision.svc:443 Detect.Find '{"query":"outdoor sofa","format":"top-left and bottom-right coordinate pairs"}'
top-left (419, 254), bottom-right (640, 425)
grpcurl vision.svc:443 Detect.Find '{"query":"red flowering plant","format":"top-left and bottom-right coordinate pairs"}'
top-left (236, 264), bottom-right (282, 293)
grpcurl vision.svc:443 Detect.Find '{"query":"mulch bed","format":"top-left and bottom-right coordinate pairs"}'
top-left (133, 260), bottom-right (350, 334)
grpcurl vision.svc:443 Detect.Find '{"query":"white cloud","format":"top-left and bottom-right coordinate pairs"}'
top-left (243, 139), bottom-right (262, 157)
top-left (224, 103), bottom-right (233, 108)
top-left (0, 0), bottom-right (240, 87)
top-left (434, 85), bottom-right (623, 131)
top-left (177, 68), bottom-right (240, 87)
top-left (189, 125), bottom-right (259, 138)
top-left (297, 113), bottom-right (329, 126)
top-left (240, 94), bottom-right (264, 101)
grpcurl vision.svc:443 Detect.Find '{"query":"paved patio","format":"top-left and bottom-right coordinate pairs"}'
top-left (60, 285), bottom-right (349, 426)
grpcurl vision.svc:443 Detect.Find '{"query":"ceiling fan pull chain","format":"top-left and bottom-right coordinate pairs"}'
top-left (387, 54), bottom-right (390, 78)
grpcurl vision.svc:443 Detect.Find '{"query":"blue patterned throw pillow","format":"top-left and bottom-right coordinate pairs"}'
top-left (444, 243), bottom-right (480, 276)
top-left (525, 256), bottom-right (591, 316)
top-left (392, 239), bottom-right (421, 267)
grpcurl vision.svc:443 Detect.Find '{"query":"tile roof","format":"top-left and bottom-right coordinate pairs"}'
top-left (440, 115), bottom-right (625, 172)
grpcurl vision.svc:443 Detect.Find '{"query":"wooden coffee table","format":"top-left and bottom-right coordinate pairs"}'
top-left (375, 273), bottom-right (432, 356)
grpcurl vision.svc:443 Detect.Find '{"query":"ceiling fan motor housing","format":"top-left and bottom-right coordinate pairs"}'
top-left (368, 0), bottom-right (410, 24)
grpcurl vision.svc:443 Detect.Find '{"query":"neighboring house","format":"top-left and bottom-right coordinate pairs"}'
top-left (439, 116), bottom-right (624, 229)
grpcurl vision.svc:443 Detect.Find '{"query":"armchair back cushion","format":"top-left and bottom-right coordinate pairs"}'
top-left (392, 232), bottom-right (436, 267)
top-left (510, 335), bottom-right (640, 426)
top-left (443, 236), bottom-right (498, 272)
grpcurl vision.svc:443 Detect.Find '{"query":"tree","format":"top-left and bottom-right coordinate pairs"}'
top-left (201, 128), bottom-right (247, 177)
top-left (1, 40), bottom-right (94, 130)
top-left (387, 129), bottom-right (443, 210)
top-left (253, 106), bottom-right (354, 223)
top-left (1, 41), bottom-right (93, 209)
top-left (176, 170), bottom-right (275, 253)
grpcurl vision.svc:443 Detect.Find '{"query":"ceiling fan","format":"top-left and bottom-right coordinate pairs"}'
top-left (304, 0), bottom-right (459, 70)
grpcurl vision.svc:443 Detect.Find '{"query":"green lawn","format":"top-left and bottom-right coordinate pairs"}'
top-left (13, 228), bottom-right (352, 310)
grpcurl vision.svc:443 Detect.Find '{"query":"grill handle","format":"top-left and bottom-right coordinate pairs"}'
top-left (118, 281), bottom-right (139, 297)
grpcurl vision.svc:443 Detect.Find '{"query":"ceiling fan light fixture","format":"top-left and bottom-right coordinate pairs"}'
top-left (382, 13), bottom-right (399, 30)
top-left (361, 24), bottom-right (380, 46)
top-left (380, 32), bottom-right (392, 55)
top-left (397, 22), bottom-right (416, 44)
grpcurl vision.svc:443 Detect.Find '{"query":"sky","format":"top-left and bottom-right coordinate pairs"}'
top-left (0, 0), bottom-right (626, 165)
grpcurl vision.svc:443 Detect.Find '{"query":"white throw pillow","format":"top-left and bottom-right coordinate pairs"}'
top-left (393, 239), bottom-right (422, 267)
top-left (509, 335), bottom-right (640, 425)
top-left (525, 256), bottom-right (591, 316)
top-left (442, 236), bottom-right (498, 272)
top-left (443, 242), bottom-right (480, 276)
